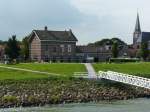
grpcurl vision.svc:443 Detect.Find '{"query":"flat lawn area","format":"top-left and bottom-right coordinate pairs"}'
top-left (93, 62), bottom-right (150, 78)
top-left (0, 63), bottom-right (86, 77)
top-left (0, 68), bottom-right (49, 80)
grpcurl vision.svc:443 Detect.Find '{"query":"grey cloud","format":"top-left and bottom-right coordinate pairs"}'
top-left (0, 0), bottom-right (84, 40)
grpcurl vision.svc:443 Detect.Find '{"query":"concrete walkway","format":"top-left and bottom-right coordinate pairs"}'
top-left (84, 63), bottom-right (97, 78)
top-left (0, 65), bottom-right (61, 76)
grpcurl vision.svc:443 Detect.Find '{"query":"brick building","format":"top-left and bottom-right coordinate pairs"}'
top-left (29, 27), bottom-right (78, 62)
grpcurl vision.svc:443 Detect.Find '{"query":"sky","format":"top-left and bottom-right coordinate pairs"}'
top-left (0, 0), bottom-right (150, 45)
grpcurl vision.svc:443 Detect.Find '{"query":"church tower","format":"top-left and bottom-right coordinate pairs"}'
top-left (133, 13), bottom-right (141, 45)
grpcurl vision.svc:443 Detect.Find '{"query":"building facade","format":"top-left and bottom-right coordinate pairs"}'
top-left (29, 27), bottom-right (128, 62)
top-left (29, 27), bottom-right (78, 62)
top-left (76, 45), bottom-right (112, 62)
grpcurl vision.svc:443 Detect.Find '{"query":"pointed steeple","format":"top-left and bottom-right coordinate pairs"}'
top-left (133, 12), bottom-right (142, 45)
top-left (135, 13), bottom-right (141, 33)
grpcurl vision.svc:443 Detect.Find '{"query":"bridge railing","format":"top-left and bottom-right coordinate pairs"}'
top-left (73, 71), bottom-right (150, 89)
top-left (98, 71), bottom-right (150, 89)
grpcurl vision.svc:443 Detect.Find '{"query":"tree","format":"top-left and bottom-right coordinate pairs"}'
top-left (111, 38), bottom-right (125, 45)
top-left (88, 38), bottom-right (126, 47)
top-left (140, 42), bottom-right (149, 61)
top-left (0, 40), bottom-right (7, 45)
top-left (5, 35), bottom-right (20, 61)
top-left (112, 41), bottom-right (119, 58)
top-left (94, 39), bottom-right (110, 46)
top-left (20, 36), bottom-right (29, 60)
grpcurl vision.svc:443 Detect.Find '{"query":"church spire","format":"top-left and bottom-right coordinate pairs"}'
top-left (133, 12), bottom-right (142, 45)
top-left (135, 13), bottom-right (141, 33)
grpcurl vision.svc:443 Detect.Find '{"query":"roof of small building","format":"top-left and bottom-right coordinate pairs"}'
top-left (31, 28), bottom-right (78, 42)
top-left (141, 32), bottom-right (150, 42)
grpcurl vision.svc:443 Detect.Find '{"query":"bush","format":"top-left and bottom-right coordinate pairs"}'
top-left (2, 95), bottom-right (18, 104)
top-left (109, 58), bottom-right (140, 63)
top-left (27, 95), bottom-right (40, 104)
top-left (50, 95), bottom-right (61, 104)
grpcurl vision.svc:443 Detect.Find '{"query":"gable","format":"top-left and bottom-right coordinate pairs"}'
top-left (29, 31), bottom-right (41, 44)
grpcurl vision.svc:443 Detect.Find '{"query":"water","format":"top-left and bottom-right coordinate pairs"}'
top-left (1, 98), bottom-right (150, 112)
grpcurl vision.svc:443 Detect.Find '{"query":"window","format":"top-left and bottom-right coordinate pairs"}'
top-left (53, 47), bottom-right (57, 53)
top-left (60, 45), bottom-right (64, 53)
top-left (45, 45), bottom-right (48, 51)
top-left (68, 45), bottom-right (72, 53)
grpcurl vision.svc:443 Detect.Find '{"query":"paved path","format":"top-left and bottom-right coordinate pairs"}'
top-left (0, 65), bottom-right (61, 76)
top-left (84, 63), bottom-right (97, 78)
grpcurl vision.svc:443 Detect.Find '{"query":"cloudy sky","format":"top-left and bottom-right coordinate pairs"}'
top-left (0, 0), bottom-right (150, 44)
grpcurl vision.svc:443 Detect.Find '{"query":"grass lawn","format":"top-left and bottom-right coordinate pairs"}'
top-left (93, 62), bottom-right (150, 78)
top-left (0, 63), bottom-right (86, 80)
top-left (0, 68), bottom-right (49, 80)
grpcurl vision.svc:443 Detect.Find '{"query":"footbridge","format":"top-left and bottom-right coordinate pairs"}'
top-left (74, 71), bottom-right (150, 89)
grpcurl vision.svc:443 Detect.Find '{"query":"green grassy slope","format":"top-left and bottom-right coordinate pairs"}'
top-left (0, 68), bottom-right (49, 80)
top-left (93, 62), bottom-right (150, 78)
top-left (0, 63), bottom-right (86, 80)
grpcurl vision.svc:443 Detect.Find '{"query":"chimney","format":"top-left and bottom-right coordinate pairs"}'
top-left (69, 29), bottom-right (72, 32)
top-left (68, 29), bottom-right (72, 36)
top-left (44, 26), bottom-right (48, 31)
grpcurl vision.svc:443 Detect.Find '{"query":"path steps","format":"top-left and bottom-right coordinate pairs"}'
top-left (84, 63), bottom-right (97, 79)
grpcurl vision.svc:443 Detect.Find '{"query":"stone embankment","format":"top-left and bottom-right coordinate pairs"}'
top-left (0, 78), bottom-right (150, 108)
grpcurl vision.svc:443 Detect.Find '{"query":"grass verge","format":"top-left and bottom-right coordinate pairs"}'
top-left (93, 62), bottom-right (150, 78)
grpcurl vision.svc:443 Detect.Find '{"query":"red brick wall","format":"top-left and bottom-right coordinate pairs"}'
top-left (30, 35), bottom-right (41, 61)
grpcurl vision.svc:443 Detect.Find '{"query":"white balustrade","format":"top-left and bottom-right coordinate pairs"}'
top-left (74, 71), bottom-right (150, 89)
top-left (98, 71), bottom-right (150, 89)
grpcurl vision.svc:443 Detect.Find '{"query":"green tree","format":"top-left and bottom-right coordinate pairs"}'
top-left (5, 35), bottom-right (20, 61)
top-left (88, 38), bottom-right (126, 47)
top-left (112, 41), bottom-right (119, 58)
top-left (94, 39), bottom-right (110, 46)
top-left (21, 36), bottom-right (29, 60)
top-left (140, 42), bottom-right (149, 61)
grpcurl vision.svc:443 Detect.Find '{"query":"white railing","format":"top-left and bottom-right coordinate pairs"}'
top-left (73, 72), bottom-right (97, 79)
top-left (98, 71), bottom-right (150, 89)
top-left (74, 72), bottom-right (89, 78)
top-left (74, 71), bottom-right (150, 89)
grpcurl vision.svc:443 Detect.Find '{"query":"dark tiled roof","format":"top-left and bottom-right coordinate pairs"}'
top-left (137, 32), bottom-right (150, 43)
top-left (33, 30), bottom-right (78, 42)
top-left (141, 32), bottom-right (150, 42)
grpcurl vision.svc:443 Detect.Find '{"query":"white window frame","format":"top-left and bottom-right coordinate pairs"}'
top-left (68, 45), bottom-right (72, 53)
top-left (60, 45), bottom-right (65, 53)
